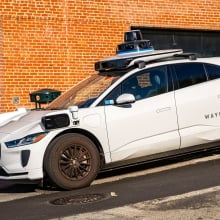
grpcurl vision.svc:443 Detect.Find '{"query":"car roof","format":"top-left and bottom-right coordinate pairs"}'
top-left (142, 56), bottom-right (220, 69)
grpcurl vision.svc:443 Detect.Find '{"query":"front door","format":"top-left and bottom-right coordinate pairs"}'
top-left (103, 65), bottom-right (180, 162)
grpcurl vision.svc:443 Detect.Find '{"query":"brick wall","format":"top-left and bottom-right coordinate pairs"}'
top-left (0, 0), bottom-right (220, 112)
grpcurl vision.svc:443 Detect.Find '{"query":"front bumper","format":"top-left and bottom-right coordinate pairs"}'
top-left (0, 142), bottom-right (45, 181)
top-left (0, 166), bottom-right (28, 177)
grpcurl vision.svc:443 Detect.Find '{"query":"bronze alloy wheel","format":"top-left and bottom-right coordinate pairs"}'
top-left (44, 133), bottom-right (100, 190)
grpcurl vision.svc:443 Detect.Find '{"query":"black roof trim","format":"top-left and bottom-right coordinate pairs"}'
top-left (96, 51), bottom-right (197, 76)
top-left (174, 53), bottom-right (197, 60)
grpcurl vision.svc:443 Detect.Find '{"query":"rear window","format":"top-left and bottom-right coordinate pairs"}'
top-left (173, 63), bottom-right (207, 89)
top-left (204, 63), bottom-right (220, 80)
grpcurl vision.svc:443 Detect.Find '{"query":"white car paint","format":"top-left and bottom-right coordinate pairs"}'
top-left (105, 92), bottom-right (180, 161)
top-left (0, 108), bottom-right (28, 127)
top-left (175, 78), bottom-right (220, 148)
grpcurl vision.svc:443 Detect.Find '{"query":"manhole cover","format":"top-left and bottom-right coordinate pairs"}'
top-left (50, 193), bottom-right (108, 205)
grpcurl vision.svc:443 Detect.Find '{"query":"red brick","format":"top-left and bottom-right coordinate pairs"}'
top-left (1, 0), bottom-right (220, 111)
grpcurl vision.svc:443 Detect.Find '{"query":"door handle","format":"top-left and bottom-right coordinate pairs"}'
top-left (156, 107), bottom-right (171, 113)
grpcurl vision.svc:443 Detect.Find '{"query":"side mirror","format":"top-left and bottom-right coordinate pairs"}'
top-left (116, 93), bottom-right (135, 105)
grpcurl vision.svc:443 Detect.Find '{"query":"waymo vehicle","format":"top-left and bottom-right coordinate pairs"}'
top-left (1, 31), bottom-right (220, 189)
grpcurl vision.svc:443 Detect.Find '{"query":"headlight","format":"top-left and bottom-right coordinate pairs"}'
top-left (5, 132), bottom-right (48, 148)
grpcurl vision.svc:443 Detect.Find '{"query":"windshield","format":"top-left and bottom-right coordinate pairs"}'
top-left (47, 74), bottom-right (120, 110)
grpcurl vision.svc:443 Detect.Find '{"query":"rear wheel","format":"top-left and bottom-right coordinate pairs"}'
top-left (44, 133), bottom-right (100, 190)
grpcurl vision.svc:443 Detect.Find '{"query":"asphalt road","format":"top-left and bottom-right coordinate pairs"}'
top-left (0, 151), bottom-right (220, 220)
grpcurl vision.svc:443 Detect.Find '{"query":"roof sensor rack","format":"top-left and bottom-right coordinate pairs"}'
top-left (174, 53), bottom-right (197, 60)
top-left (117, 30), bottom-right (154, 55)
top-left (134, 60), bottom-right (146, 69)
top-left (95, 30), bottom-right (189, 75)
top-left (95, 49), bottom-right (183, 74)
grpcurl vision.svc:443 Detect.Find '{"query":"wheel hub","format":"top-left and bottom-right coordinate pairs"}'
top-left (70, 158), bottom-right (80, 168)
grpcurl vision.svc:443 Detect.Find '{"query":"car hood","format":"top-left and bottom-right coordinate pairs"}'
top-left (0, 106), bottom-right (97, 142)
top-left (0, 109), bottom-right (54, 142)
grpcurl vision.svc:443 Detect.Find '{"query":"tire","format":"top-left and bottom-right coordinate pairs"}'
top-left (44, 133), bottom-right (100, 190)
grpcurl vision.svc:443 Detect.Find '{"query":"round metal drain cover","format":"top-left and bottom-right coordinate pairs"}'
top-left (50, 193), bottom-right (108, 205)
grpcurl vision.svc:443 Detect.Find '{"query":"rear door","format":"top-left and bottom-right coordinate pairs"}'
top-left (173, 62), bottom-right (220, 148)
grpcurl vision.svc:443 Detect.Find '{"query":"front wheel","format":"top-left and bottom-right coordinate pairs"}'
top-left (44, 133), bottom-right (100, 190)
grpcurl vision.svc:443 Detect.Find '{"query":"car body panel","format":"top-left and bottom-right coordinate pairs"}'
top-left (104, 92), bottom-right (180, 161)
top-left (0, 107), bottom-right (112, 179)
top-left (0, 108), bottom-right (29, 127)
top-left (175, 79), bottom-right (220, 148)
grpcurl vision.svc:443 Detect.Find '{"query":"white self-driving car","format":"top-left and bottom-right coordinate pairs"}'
top-left (1, 46), bottom-right (220, 189)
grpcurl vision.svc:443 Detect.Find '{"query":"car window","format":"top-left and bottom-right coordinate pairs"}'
top-left (204, 63), bottom-right (220, 80)
top-left (99, 65), bottom-right (169, 105)
top-left (173, 63), bottom-right (207, 89)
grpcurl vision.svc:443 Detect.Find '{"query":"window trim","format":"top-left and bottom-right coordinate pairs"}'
top-left (98, 65), bottom-right (173, 106)
top-left (204, 63), bottom-right (220, 81)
